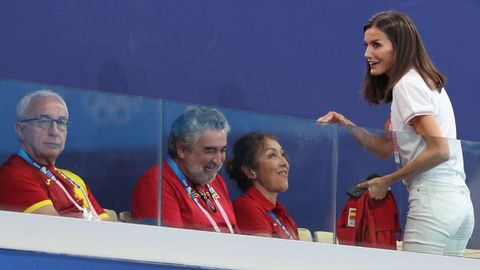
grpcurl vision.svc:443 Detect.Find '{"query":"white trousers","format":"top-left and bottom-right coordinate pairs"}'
top-left (402, 182), bottom-right (475, 256)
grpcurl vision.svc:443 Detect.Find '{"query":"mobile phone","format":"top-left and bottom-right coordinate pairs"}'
top-left (346, 173), bottom-right (382, 198)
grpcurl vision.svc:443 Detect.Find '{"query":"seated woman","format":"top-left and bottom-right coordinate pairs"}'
top-left (226, 132), bottom-right (299, 240)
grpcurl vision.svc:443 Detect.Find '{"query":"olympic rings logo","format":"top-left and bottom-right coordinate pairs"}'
top-left (81, 94), bottom-right (138, 126)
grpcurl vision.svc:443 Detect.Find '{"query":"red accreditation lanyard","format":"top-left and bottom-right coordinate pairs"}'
top-left (17, 149), bottom-right (99, 220)
top-left (167, 156), bottom-right (234, 233)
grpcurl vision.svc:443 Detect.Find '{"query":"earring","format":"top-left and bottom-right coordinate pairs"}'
top-left (250, 169), bottom-right (256, 177)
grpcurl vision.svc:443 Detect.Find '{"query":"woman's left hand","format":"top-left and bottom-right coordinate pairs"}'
top-left (357, 176), bottom-right (389, 200)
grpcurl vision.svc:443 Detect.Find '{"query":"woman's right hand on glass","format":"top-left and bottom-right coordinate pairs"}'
top-left (316, 111), bottom-right (356, 126)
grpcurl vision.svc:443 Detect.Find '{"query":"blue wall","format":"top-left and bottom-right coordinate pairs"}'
top-left (1, 0), bottom-right (479, 141)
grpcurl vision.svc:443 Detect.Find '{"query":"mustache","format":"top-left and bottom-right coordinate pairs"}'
top-left (205, 162), bottom-right (222, 172)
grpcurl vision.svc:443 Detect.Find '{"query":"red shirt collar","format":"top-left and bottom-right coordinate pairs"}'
top-left (244, 186), bottom-right (286, 213)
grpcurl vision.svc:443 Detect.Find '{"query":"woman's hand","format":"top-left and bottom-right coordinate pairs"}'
top-left (357, 176), bottom-right (390, 200)
top-left (316, 111), bottom-right (355, 126)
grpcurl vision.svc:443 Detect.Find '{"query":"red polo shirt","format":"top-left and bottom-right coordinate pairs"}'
top-left (131, 161), bottom-right (239, 233)
top-left (0, 154), bottom-right (107, 219)
top-left (233, 186), bottom-right (299, 240)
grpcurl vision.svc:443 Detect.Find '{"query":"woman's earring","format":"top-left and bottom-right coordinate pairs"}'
top-left (250, 169), bottom-right (256, 178)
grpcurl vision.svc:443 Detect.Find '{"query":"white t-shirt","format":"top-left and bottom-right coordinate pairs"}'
top-left (390, 68), bottom-right (465, 187)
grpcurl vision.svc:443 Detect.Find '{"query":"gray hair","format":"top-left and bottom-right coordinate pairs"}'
top-left (16, 90), bottom-right (68, 121)
top-left (168, 105), bottom-right (230, 158)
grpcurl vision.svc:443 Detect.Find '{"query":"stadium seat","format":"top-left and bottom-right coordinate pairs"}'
top-left (119, 211), bottom-right (134, 223)
top-left (313, 231), bottom-right (337, 244)
top-left (103, 208), bottom-right (118, 221)
top-left (297, 228), bottom-right (313, 242)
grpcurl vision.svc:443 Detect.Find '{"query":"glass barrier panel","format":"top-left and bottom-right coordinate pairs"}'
top-left (395, 130), bottom-right (478, 257)
top-left (155, 100), bottom-right (337, 240)
top-left (462, 139), bottom-right (480, 256)
top-left (334, 124), bottom-right (406, 249)
top-left (334, 123), bottom-right (479, 259)
top-left (2, 78), bottom-right (478, 260)
top-left (0, 79), bottom-right (161, 223)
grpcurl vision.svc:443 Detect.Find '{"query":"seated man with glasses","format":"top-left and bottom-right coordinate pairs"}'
top-left (0, 90), bottom-right (110, 220)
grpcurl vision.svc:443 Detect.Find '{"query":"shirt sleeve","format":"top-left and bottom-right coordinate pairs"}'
top-left (394, 76), bottom-right (435, 125)
top-left (0, 163), bottom-right (52, 212)
top-left (131, 165), bottom-right (159, 220)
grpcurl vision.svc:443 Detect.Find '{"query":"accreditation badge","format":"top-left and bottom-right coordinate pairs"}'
top-left (347, 208), bottom-right (356, 227)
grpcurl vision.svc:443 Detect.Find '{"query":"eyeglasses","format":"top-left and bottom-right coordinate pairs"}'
top-left (19, 116), bottom-right (70, 131)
